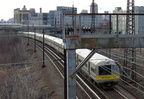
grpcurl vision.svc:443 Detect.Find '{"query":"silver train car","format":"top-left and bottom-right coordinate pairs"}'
top-left (76, 49), bottom-right (120, 88)
top-left (23, 32), bottom-right (120, 88)
top-left (27, 32), bottom-right (64, 54)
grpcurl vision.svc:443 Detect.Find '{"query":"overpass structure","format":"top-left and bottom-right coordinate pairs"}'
top-left (62, 13), bottom-right (144, 99)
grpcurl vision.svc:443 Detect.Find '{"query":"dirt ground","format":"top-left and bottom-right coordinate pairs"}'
top-left (0, 36), bottom-right (64, 99)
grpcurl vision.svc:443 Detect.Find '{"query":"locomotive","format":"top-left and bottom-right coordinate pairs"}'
top-left (76, 49), bottom-right (120, 89)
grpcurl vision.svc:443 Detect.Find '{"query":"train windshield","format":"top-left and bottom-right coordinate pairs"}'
top-left (99, 65), bottom-right (111, 75)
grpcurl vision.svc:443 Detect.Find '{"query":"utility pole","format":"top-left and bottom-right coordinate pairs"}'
top-left (124, 0), bottom-right (136, 81)
top-left (62, 14), bottom-right (76, 99)
top-left (55, 17), bottom-right (57, 34)
top-left (42, 29), bottom-right (46, 68)
top-left (91, 0), bottom-right (96, 33)
top-left (34, 25), bottom-right (36, 52)
top-left (72, 2), bottom-right (75, 35)
top-left (27, 23), bottom-right (30, 45)
top-left (64, 49), bottom-right (67, 99)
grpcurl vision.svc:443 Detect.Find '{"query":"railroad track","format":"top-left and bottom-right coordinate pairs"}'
top-left (78, 72), bottom-right (131, 99)
top-left (98, 48), bottom-right (143, 98)
top-left (36, 41), bottom-right (95, 98)
top-left (28, 38), bottom-right (139, 99)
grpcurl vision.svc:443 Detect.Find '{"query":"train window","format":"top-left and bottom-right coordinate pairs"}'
top-left (91, 67), bottom-right (95, 73)
top-left (84, 63), bottom-right (87, 67)
top-left (99, 65), bottom-right (111, 75)
top-left (78, 59), bottom-right (82, 63)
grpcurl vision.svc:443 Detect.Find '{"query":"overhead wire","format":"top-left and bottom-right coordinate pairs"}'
top-left (1, 31), bottom-right (144, 95)
top-left (98, 50), bottom-right (144, 69)
top-left (0, 59), bottom-right (62, 66)
top-left (101, 66), bottom-right (144, 94)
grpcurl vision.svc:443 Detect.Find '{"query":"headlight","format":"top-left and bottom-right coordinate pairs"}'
top-left (115, 75), bottom-right (120, 79)
top-left (96, 76), bottom-right (103, 80)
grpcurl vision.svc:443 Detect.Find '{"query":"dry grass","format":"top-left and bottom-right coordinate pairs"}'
top-left (0, 31), bottom-right (57, 99)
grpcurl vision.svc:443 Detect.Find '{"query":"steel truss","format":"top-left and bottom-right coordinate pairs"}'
top-left (124, 0), bottom-right (136, 81)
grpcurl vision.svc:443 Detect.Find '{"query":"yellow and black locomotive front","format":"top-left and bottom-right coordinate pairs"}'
top-left (96, 65), bottom-right (120, 88)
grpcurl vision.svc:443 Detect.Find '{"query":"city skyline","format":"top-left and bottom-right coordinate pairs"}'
top-left (1, 0), bottom-right (144, 20)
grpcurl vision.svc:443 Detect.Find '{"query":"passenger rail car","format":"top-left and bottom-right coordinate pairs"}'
top-left (23, 32), bottom-right (120, 88)
top-left (76, 49), bottom-right (120, 89)
top-left (25, 32), bottom-right (64, 54)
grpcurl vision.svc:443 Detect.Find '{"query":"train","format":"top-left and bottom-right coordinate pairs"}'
top-left (76, 49), bottom-right (120, 89)
top-left (23, 32), bottom-right (120, 89)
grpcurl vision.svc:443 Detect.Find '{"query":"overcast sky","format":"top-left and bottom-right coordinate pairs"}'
top-left (1, 0), bottom-right (144, 20)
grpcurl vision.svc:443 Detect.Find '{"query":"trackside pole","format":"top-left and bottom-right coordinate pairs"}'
top-left (34, 27), bottom-right (36, 52)
top-left (62, 13), bottom-right (76, 99)
top-left (64, 49), bottom-right (67, 99)
top-left (66, 49), bottom-right (76, 99)
top-left (42, 29), bottom-right (46, 68)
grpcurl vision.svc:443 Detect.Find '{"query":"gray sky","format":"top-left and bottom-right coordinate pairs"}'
top-left (1, 0), bottom-right (144, 20)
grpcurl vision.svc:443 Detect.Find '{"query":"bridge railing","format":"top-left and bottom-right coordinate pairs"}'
top-left (62, 13), bottom-right (144, 49)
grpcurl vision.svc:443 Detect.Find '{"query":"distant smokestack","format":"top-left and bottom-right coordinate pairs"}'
top-left (40, 8), bottom-right (42, 13)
